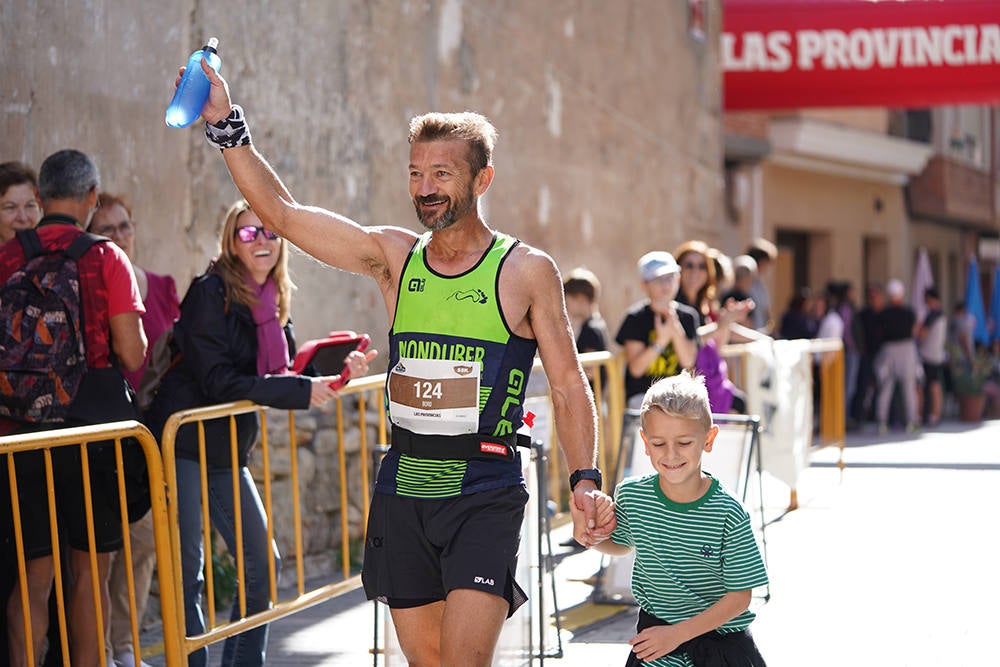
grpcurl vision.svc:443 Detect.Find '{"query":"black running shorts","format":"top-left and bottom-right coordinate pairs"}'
top-left (362, 484), bottom-right (529, 618)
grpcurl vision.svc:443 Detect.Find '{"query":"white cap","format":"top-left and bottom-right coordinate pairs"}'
top-left (886, 278), bottom-right (905, 300)
top-left (637, 251), bottom-right (680, 282)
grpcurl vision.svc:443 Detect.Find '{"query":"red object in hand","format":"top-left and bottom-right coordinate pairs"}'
top-left (326, 335), bottom-right (370, 390)
top-left (290, 331), bottom-right (370, 390)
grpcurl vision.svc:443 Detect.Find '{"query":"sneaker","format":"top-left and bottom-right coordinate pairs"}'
top-left (877, 422), bottom-right (888, 435)
top-left (906, 422), bottom-right (921, 434)
top-left (114, 649), bottom-right (153, 667)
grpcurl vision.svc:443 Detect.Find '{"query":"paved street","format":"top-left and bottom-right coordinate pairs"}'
top-left (151, 417), bottom-right (1000, 666)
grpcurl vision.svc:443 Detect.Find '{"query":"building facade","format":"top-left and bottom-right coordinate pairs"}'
top-left (724, 104), bottom-right (1000, 333)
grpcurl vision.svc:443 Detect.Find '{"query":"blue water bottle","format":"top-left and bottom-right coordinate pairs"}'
top-left (165, 37), bottom-right (222, 128)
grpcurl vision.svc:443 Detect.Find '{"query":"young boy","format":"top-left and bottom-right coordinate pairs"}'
top-left (582, 372), bottom-right (768, 666)
top-left (563, 266), bottom-right (610, 356)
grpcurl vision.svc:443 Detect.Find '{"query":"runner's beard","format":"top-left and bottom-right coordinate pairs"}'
top-left (414, 186), bottom-right (476, 231)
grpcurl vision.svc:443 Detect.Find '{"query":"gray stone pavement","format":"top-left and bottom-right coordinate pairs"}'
top-left (148, 417), bottom-right (1000, 665)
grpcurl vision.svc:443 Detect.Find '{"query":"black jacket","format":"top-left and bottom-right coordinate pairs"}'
top-left (146, 273), bottom-right (312, 467)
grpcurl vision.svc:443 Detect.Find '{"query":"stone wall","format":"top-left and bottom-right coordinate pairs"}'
top-left (1, 0), bottom-right (724, 357)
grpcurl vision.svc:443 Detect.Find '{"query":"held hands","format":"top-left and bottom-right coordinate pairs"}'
top-left (629, 625), bottom-right (686, 663)
top-left (592, 491), bottom-right (615, 529)
top-left (569, 487), bottom-right (616, 547)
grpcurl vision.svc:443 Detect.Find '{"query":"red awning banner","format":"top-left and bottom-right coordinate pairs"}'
top-left (723, 0), bottom-right (1000, 110)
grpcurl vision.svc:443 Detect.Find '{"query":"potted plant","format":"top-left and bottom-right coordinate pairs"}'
top-left (948, 344), bottom-right (992, 422)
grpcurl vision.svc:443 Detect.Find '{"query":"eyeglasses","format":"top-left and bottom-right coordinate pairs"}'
top-left (645, 273), bottom-right (678, 285)
top-left (92, 219), bottom-right (133, 237)
top-left (236, 225), bottom-right (279, 243)
top-left (681, 261), bottom-right (707, 271)
top-left (0, 201), bottom-right (41, 217)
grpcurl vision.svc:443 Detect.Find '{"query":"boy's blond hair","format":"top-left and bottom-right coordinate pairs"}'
top-left (640, 371), bottom-right (713, 432)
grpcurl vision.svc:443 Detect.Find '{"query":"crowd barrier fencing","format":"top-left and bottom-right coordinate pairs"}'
top-left (722, 337), bottom-right (846, 469)
top-left (156, 352), bottom-right (625, 663)
top-left (157, 371), bottom-right (387, 663)
top-left (1, 351), bottom-right (624, 665)
top-left (1, 420), bottom-right (183, 667)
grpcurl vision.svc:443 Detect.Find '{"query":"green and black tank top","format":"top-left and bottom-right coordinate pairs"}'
top-left (378, 231), bottom-right (537, 498)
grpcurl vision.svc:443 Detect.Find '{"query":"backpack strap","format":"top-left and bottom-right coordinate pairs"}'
top-left (15, 229), bottom-right (108, 261)
top-left (15, 228), bottom-right (44, 261)
top-left (64, 232), bottom-right (108, 260)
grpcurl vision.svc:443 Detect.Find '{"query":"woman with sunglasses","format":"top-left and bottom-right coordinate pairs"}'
top-left (674, 240), bottom-right (718, 326)
top-left (674, 240), bottom-right (759, 414)
top-left (147, 200), bottom-right (375, 667)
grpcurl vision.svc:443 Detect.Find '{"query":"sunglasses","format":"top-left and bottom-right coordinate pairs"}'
top-left (681, 261), bottom-right (707, 271)
top-left (236, 225), bottom-right (279, 243)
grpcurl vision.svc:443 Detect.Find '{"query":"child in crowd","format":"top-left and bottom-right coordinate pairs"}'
top-left (563, 267), bottom-right (610, 356)
top-left (616, 251), bottom-right (699, 408)
top-left (580, 372), bottom-right (768, 666)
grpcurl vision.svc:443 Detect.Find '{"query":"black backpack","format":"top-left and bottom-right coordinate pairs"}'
top-left (0, 229), bottom-right (107, 424)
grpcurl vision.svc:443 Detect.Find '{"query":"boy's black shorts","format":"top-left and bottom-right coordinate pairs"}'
top-left (362, 484), bottom-right (529, 618)
top-left (8, 447), bottom-right (124, 559)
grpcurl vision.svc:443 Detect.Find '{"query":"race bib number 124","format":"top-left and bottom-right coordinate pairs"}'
top-left (387, 357), bottom-right (480, 435)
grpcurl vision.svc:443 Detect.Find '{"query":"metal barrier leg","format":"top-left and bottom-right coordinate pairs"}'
top-left (369, 445), bottom-right (389, 666)
top-left (532, 440), bottom-right (563, 662)
top-left (752, 421), bottom-right (771, 602)
top-left (372, 597), bottom-right (380, 667)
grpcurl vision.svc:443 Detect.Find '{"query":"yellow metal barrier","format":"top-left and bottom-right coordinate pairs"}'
top-left (1, 355), bottom-right (624, 665)
top-left (815, 339), bottom-right (847, 466)
top-left (1, 420), bottom-right (182, 667)
top-left (157, 372), bottom-right (385, 662)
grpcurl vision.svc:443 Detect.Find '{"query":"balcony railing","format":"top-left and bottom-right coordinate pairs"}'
top-left (908, 154), bottom-right (996, 228)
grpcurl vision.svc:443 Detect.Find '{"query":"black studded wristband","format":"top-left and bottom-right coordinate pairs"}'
top-left (205, 104), bottom-right (252, 150)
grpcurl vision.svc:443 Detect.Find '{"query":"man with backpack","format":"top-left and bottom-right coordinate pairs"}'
top-left (0, 149), bottom-right (146, 667)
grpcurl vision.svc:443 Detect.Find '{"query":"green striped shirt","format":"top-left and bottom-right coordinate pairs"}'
top-left (610, 473), bottom-right (768, 667)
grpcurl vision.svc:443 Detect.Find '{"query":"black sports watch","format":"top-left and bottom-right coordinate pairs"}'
top-left (569, 468), bottom-right (603, 492)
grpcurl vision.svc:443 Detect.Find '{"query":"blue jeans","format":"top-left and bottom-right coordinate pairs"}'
top-left (175, 459), bottom-right (281, 667)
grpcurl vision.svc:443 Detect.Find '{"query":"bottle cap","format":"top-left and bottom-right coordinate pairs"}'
top-left (204, 37), bottom-right (219, 53)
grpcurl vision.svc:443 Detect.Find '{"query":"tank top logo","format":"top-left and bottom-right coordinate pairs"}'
top-left (448, 288), bottom-right (488, 304)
